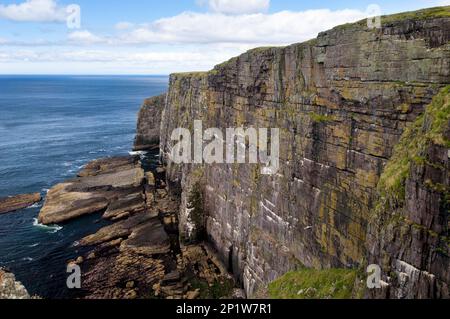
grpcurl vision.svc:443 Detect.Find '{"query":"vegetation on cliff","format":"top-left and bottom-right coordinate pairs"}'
top-left (268, 269), bottom-right (362, 299)
top-left (376, 85), bottom-right (450, 209)
top-left (334, 5), bottom-right (450, 31)
top-left (187, 179), bottom-right (207, 242)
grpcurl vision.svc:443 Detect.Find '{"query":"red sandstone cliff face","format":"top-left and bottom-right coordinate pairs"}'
top-left (148, 7), bottom-right (450, 298)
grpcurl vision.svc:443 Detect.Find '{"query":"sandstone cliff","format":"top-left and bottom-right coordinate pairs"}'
top-left (141, 6), bottom-right (450, 298)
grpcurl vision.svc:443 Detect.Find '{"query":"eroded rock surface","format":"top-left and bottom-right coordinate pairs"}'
top-left (38, 156), bottom-right (144, 225)
top-left (0, 193), bottom-right (41, 215)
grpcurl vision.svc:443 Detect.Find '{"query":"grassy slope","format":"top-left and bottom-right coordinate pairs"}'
top-left (268, 269), bottom-right (362, 299)
top-left (377, 85), bottom-right (450, 208)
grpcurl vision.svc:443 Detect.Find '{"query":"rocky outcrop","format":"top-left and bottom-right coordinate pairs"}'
top-left (38, 156), bottom-right (144, 225)
top-left (0, 269), bottom-right (30, 299)
top-left (75, 161), bottom-right (233, 299)
top-left (36, 154), bottom-right (235, 299)
top-left (155, 7), bottom-right (450, 298)
top-left (134, 94), bottom-right (166, 151)
top-left (0, 193), bottom-right (41, 215)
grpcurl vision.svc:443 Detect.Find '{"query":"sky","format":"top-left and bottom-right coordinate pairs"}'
top-left (0, 0), bottom-right (448, 74)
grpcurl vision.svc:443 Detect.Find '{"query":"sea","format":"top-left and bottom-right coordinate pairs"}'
top-left (0, 75), bottom-right (168, 298)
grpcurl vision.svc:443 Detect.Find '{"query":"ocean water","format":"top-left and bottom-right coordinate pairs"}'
top-left (0, 75), bottom-right (167, 298)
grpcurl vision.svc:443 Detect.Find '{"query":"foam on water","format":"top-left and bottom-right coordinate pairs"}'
top-left (32, 218), bottom-right (63, 233)
top-left (128, 150), bottom-right (148, 156)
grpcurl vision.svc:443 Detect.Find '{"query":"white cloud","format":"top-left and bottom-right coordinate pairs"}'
top-left (118, 9), bottom-right (367, 45)
top-left (3, 2), bottom-right (423, 74)
top-left (207, 0), bottom-right (270, 14)
top-left (67, 30), bottom-right (105, 45)
top-left (0, 0), bottom-right (67, 23)
top-left (0, 46), bottom-right (238, 74)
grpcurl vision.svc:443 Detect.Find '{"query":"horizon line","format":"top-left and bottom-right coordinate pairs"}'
top-left (0, 74), bottom-right (170, 76)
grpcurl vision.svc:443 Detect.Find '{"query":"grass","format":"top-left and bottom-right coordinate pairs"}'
top-left (309, 112), bottom-right (335, 123)
top-left (381, 6), bottom-right (450, 24)
top-left (333, 6), bottom-right (450, 31)
top-left (171, 71), bottom-right (208, 78)
top-left (376, 85), bottom-right (450, 208)
top-left (268, 268), bottom-right (360, 299)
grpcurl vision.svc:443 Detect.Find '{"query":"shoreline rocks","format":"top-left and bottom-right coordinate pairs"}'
top-left (38, 156), bottom-right (144, 225)
top-left (0, 193), bottom-right (41, 215)
top-left (0, 268), bottom-right (31, 299)
top-left (33, 154), bottom-right (235, 299)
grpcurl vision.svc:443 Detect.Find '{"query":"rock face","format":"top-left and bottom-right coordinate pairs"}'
top-left (155, 7), bottom-right (450, 298)
top-left (38, 156), bottom-right (145, 225)
top-left (0, 193), bottom-right (41, 215)
top-left (367, 87), bottom-right (450, 298)
top-left (134, 94), bottom-right (166, 151)
top-left (0, 269), bottom-right (30, 299)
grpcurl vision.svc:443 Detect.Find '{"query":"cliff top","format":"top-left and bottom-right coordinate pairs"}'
top-left (171, 5), bottom-right (450, 79)
top-left (332, 5), bottom-right (450, 31)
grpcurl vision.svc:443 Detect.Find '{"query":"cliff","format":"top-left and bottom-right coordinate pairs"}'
top-left (142, 6), bottom-right (450, 298)
top-left (134, 94), bottom-right (166, 151)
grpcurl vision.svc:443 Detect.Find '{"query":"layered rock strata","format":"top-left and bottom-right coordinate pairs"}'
top-left (38, 156), bottom-right (145, 225)
top-left (156, 7), bottom-right (450, 298)
top-left (0, 193), bottom-right (41, 215)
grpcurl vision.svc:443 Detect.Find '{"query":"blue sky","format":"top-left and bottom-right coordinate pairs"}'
top-left (0, 0), bottom-right (448, 74)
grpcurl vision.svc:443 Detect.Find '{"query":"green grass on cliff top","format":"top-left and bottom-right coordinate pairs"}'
top-left (381, 5), bottom-right (450, 24)
top-left (334, 6), bottom-right (450, 30)
top-left (268, 268), bottom-right (360, 299)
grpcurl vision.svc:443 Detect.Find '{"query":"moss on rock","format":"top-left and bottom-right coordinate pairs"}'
top-left (268, 268), bottom-right (361, 299)
top-left (376, 85), bottom-right (450, 208)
